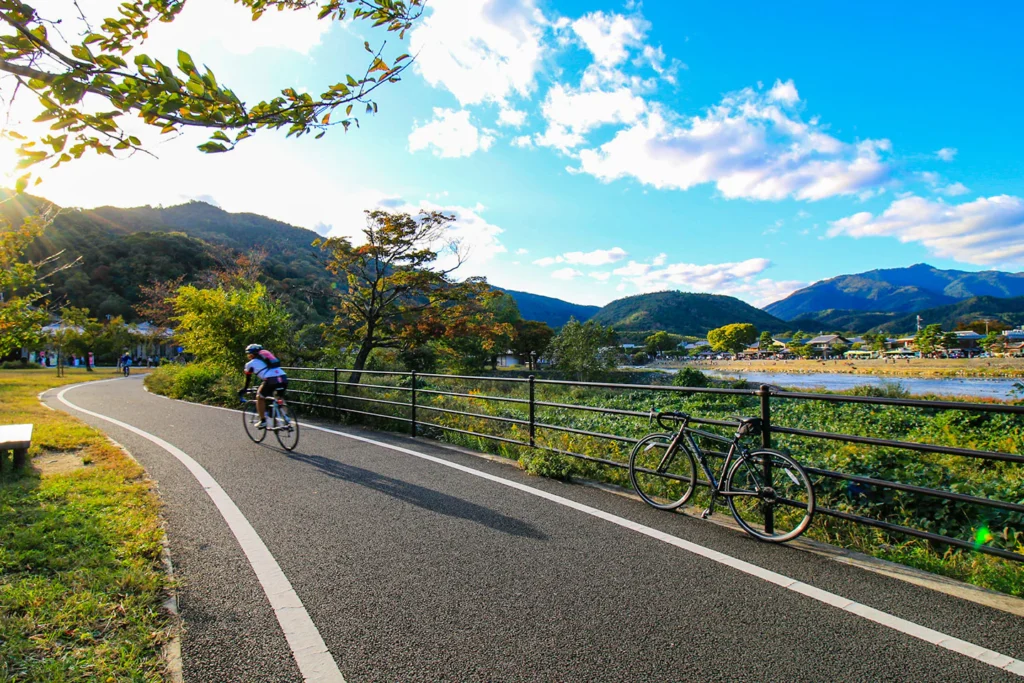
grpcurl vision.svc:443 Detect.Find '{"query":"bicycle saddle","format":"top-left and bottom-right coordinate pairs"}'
top-left (728, 416), bottom-right (762, 436)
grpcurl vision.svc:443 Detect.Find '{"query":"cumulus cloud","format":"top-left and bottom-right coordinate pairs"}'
top-left (589, 271), bottom-right (612, 281)
top-left (534, 247), bottom-right (628, 267)
top-left (935, 147), bottom-right (958, 162)
top-left (511, 135), bottom-right (534, 148)
top-left (498, 108), bottom-right (528, 127)
top-left (575, 85), bottom-right (892, 201)
top-left (767, 79), bottom-right (799, 105)
top-left (409, 109), bottom-right (495, 158)
top-left (552, 267), bottom-right (584, 280)
top-left (515, 248), bottom-right (529, 255)
top-left (409, 0), bottom-right (546, 106)
top-left (535, 84), bottom-right (647, 151)
top-left (828, 195), bottom-right (1024, 266)
top-left (612, 257), bottom-right (805, 306)
top-left (571, 11), bottom-right (648, 67)
top-left (919, 171), bottom-right (970, 197)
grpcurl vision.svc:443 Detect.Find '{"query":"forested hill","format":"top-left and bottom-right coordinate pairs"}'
top-left (498, 288), bottom-right (599, 328)
top-left (3, 191), bottom-right (335, 325)
top-left (590, 291), bottom-right (785, 336)
top-left (765, 263), bottom-right (1024, 320)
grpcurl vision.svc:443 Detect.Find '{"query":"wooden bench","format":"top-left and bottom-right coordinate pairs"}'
top-left (0, 424), bottom-right (33, 471)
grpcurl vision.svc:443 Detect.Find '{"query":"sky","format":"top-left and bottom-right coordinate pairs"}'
top-left (3, 0), bottom-right (1024, 308)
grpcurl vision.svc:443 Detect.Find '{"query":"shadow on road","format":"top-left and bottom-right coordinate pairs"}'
top-left (285, 451), bottom-right (548, 540)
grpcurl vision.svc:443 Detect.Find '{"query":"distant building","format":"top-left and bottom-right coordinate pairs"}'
top-left (806, 334), bottom-right (850, 350)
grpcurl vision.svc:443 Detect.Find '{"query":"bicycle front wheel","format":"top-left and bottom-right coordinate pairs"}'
top-left (629, 433), bottom-right (697, 510)
top-left (726, 449), bottom-right (814, 542)
top-left (274, 403), bottom-right (300, 451)
top-left (242, 402), bottom-right (267, 443)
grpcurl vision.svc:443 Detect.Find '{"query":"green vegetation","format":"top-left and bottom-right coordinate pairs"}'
top-left (707, 323), bottom-right (759, 353)
top-left (545, 318), bottom-right (618, 381)
top-left (0, 369), bottom-right (172, 681)
top-left (148, 362), bottom-right (1024, 596)
top-left (497, 288), bottom-right (599, 329)
top-left (2, 1), bottom-right (424, 188)
top-left (590, 290), bottom-right (785, 336)
top-left (0, 213), bottom-right (53, 357)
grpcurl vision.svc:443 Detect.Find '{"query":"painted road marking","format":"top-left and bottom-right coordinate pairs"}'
top-left (54, 380), bottom-right (345, 683)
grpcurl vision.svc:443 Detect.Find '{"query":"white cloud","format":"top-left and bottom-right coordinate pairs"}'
top-left (767, 79), bottom-right (799, 105)
top-left (589, 271), bottom-right (612, 281)
top-left (571, 11), bottom-right (648, 67)
top-left (575, 85), bottom-right (891, 201)
top-left (612, 256), bottom-right (805, 306)
top-left (652, 252), bottom-right (667, 266)
top-left (515, 248), bottom-right (529, 255)
top-left (939, 182), bottom-right (970, 196)
top-left (552, 267), bottom-right (584, 280)
top-left (534, 247), bottom-right (628, 267)
top-left (936, 147), bottom-right (958, 162)
top-left (498, 108), bottom-right (528, 127)
top-left (409, 0), bottom-right (546, 106)
top-left (511, 135), bottom-right (534, 148)
top-left (919, 172), bottom-right (971, 197)
top-left (828, 195), bottom-right (1024, 266)
top-left (536, 84), bottom-right (647, 151)
top-left (409, 108), bottom-right (495, 158)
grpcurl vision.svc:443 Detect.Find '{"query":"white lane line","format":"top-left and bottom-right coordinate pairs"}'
top-left (128, 392), bottom-right (1024, 678)
top-left (54, 380), bottom-right (345, 683)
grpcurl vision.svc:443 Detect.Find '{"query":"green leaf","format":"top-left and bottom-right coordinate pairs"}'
top-left (70, 44), bottom-right (94, 62)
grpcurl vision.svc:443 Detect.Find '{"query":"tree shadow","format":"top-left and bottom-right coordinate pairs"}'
top-left (285, 451), bottom-right (548, 541)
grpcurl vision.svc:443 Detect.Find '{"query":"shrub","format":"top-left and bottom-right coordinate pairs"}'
top-left (672, 367), bottom-right (709, 388)
top-left (518, 450), bottom-right (573, 480)
top-left (631, 351), bottom-right (649, 365)
top-left (145, 363), bottom-right (237, 404)
top-left (846, 381), bottom-right (910, 398)
top-left (0, 360), bottom-right (42, 369)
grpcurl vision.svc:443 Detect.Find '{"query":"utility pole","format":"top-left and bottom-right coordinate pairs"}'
top-left (916, 315), bottom-right (923, 332)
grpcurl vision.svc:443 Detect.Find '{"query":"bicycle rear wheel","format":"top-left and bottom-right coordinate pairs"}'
top-left (273, 403), bottom-right (300, 451)
top-left (242, 401), bottom-right (267, 443)
top-left (725, 449), bottom-right (814, 542)
top-left (629, 433), bottom-right (697, 510)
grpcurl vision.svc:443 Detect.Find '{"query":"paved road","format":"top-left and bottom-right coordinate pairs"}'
top-left (45, 377), bottom-right (1024, 682)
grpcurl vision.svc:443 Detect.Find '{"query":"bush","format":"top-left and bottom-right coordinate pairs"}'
top-left (631, 351), bottom-right (649, 365)
top-left (846, 381), bottom-right (910, 399)
top-left (145, 363), bottom-right (237, 404)
top-left (518, 450), bottom-right (573, 480)
top-left (0, 360), bottom-right (42, 369)
top-left (672, 367), bottom-right (709, 388)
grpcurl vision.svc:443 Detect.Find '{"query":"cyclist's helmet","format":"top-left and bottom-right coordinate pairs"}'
top-left (245, 343), bottom-right (263, 355)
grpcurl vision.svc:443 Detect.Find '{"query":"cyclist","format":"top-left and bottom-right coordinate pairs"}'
top-left (120, 352), bottom-right (132, 376)
top-left (239, 344), bottom-right (288, 429)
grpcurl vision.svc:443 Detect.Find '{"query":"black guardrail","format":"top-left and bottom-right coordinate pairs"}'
top-left (281, 366), bottom-right (1024, 563)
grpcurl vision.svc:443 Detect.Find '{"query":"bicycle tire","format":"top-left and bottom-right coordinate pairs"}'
top-left (628, 433), bottom-right (697, 510)
top-left (242, 401), bottom-right (267, 443)
top-left (273, 403), bottom-right (300, 451)
top-left (725, 449), bottom-right (814, 542)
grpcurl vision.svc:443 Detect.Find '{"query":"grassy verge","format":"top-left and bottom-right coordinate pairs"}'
top-left (0, 369), bottom-right (173, 682)
top-left (147, 363), bottom-right (1024, 598)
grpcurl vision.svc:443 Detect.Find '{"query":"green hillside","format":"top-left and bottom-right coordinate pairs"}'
top-left (499, 288), bottom-right (599, 328)
top-left (590, 291), bottom-right (785, 336)
top-left (870, 296), bottom-right (1024, 335)
top-left (786, 310), bottom-right (901, 334)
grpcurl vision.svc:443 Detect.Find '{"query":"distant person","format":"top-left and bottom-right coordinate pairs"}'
top-left (238, 344), bottom-right (288, 429)
top-left (120, 353), bottom-right (132, 376)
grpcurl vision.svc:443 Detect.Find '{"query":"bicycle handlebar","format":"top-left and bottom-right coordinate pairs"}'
top-left (650, 407), bottom-right (690, 431)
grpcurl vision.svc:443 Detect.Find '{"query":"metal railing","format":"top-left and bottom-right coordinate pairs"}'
top-left (282, 366), bottom-right (1024, 563)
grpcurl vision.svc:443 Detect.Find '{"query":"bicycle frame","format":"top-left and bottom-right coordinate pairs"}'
top-left (659, 416), bottom-right (762, 502)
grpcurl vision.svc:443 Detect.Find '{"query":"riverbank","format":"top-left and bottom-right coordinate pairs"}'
top-left (664, 357), bottom-right (1024, 379)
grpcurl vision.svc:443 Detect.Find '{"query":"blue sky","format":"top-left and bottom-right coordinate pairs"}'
top-left (11, 0), bottom-right (1024, 307)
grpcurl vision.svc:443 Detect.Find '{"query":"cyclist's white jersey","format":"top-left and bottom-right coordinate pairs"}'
top-left (244, 357), bottom-right (286, 380)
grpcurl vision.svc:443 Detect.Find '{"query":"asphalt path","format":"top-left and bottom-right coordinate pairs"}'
top-left (44, 376), bottom-right (1024, 682)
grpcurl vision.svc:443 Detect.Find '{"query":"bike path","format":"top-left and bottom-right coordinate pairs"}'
top-left (44, 377), bottom-right (1024, 682)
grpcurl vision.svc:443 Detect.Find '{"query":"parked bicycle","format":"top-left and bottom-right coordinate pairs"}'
top-left (628, 409), bottom-right (815, 542)
top-left (241, 389), bottom-right (300, 451)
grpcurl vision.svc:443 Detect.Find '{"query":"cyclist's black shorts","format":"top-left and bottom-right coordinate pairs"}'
top-left (257, 376), bottom-right (288, 397)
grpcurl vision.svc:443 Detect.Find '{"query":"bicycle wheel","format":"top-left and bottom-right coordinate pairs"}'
top-left (273, 403), bottom-right (300, 451)
top-left (725, 449), bottom-right (814, 542)
top-left (242, 401), bottom-right (267, 443)
top-left (629, 433), bottom-right (697, 510)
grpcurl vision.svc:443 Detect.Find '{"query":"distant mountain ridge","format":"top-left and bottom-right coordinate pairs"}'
top-left (590, 291), bottom-right (785, 336)
top-left (765, 264), bottom-right (1024, 320)
top-left (499, 288), bottom-right (599, 328)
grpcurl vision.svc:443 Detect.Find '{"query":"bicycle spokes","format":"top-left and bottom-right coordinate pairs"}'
top-left (726, 450), bottom-right (814, 542)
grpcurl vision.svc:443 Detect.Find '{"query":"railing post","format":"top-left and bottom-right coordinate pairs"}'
top-left (528, 374), bottom-right (536, 448)
top-left (410, 371), bottom-right (417, 437)
top-left (759, 384), bottom-right (774, 535)
top-left (333, 367), bottom-right (339, 414)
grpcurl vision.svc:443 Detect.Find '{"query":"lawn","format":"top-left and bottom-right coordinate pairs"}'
top-left (0, 368), bottom-right (173, 682)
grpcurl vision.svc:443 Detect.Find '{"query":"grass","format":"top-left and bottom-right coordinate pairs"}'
top-left (675, 356), bottom-right (1024, 379)
top-left (0, 368), bottom-right (172, 682)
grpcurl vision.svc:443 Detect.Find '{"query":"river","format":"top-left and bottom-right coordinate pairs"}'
top-left (697, 369), bottom-right (1021, 400)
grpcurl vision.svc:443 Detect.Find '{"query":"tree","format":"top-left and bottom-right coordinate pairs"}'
top-left (644, 331), bottom-right (682, 356)
top-left (546, 317), bottom-right (616, 381)
top-left (49, 306), bottom-right (90, 377)
top-left (914, 324), bottom-right (943, 356)
top-left (862, 332), bottom-right (888, 353)
top-left (511, 320), bottom-right (555, 371)
top-left (316, 210), bottom-right (510, 383)
top-left (982, 331), bottom-right (1006, 355)
top-left (1, 1), bottom-right (424, 188)
top-left (940, 331), bottom-right (960, 354)
top-left (171, 282), bottom-right (291, 368)
top-left (707, 323), bottom-right (758, 354)
top-left (758, 330), bottom-right (775, 352)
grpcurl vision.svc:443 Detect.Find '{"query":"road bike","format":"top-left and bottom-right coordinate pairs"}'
top-left (241, 389), bottom-right (300, 451)
top-left (122, 363), bottom-right (131, 377)
top-left (628, 409), bottom-right (815, 542)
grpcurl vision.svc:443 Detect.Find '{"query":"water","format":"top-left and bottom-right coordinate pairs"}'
top-left (697, 369), bottom-right (1021, 400)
